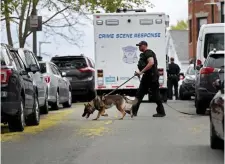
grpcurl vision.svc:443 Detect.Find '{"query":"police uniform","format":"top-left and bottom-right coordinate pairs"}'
top-left (131, 43), bottom-right (166, 117)
top-left (167, 62), bottom-right (180, 100)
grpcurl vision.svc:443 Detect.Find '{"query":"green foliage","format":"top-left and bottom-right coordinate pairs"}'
top-left (1, 0), bottom-right (19, 16)
top-left (170, 20), bottom-right (188, 30)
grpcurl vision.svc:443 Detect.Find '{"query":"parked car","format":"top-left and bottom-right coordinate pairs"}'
top-left (1, 43), bottom-right (40, 132)
top-left (209, 79), bottom-right (224, 149)
top-left (179, 64), bottom-right (196, 100)
top-left (16, 48), bottom-right (49, 114)
top-left (51, 55), bottom-right (95, 101)
top-left (195, 50), bottom-right (224, 114)
top-left (39, 61), bottom-right (72, 109)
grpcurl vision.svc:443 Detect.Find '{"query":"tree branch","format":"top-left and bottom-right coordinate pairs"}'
top-left (1, 17), bottom-right (20, 21)
top-left (42, 6), bottom-right (70, 25)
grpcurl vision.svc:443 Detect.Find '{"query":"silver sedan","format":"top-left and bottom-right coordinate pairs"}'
top-left (39, 61), bottom-right (72, 110)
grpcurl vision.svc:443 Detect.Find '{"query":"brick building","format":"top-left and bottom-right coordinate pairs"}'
top-left (188, 0), bottom-right (224, 59)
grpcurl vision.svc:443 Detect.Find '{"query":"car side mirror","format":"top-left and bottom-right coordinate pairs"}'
top-left (196, 65), bottom-right (203, 71)
top-left (29, 64), bottom-right (40, 73)
top-left (61, 72), bottom-right (66, 77)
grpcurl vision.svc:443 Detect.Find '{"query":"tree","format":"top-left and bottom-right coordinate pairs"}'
top-left (170, 20), bottom-right (188, 30)
top-left (1, 0), bottom-right (153, 47)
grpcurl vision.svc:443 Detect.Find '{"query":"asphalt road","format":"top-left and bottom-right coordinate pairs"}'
top-left (1, 100), bottom-right (224, 164)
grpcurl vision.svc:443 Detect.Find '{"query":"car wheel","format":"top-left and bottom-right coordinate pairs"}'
top-left (51, 91), bottom-right (59, 110)
top-left (40, 91), bottom-right (49, 114)
top-left (26, 93), bottom-right (40, 126)
top-left (8, 97), bottom-right (26, 132)
top-left (62, 90), bottom-right (72, 108)
top-left (196, 98), bottom-right (207, 115)
top-left (210, 120), bottom-right (224, 149)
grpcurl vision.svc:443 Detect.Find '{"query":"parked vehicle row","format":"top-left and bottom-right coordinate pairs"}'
top-left (1, 43), bottom-right (72, 132)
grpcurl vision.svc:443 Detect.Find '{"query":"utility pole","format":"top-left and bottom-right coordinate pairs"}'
top-left (31, 6), bottom-right (37, 56)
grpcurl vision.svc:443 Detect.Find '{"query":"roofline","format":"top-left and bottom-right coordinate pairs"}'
top-left (93, 12), bottom-right (166, 16)
top-left (201, 23), bottom-right (225, 28)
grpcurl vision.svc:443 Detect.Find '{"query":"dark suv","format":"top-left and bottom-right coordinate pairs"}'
top-left (1, 43), bottom-right (40, 132)
top-left (195, 50), bottom-right (224, 114)
top-left (51, 55), bottom-right (95, 100)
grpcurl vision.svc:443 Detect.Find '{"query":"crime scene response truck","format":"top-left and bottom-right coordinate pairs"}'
top-left (93, 9), bottom-right (168, 102)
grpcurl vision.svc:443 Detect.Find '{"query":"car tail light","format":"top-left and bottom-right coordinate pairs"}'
top-left (197, 59), bottom-right (202, 66)
top-left (179, 75), bottom-right (184, 80)
top-left (79, 67), bottom-right (95, 72)
top-left (200, 67), bottom-right (214, 74)
top-left (158, 68), bottom-right (164, 86)
top-left (0, 69), bottom-right (12, 84)
top-left (45, 76), bottom-right (51, 83)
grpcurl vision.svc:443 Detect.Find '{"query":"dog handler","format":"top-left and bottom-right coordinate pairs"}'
top-left (126, 41), bottom-right (166, 117)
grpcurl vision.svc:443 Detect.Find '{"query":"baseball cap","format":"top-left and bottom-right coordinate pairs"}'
top-left (136, 41), bottom-right (148, 46)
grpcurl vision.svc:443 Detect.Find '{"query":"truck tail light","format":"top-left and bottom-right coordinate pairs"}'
top-left (45, 76), bottom-right (51, 83)
top-left (200, 67), bottom-right (214, 74)
top-left (0, 69), bottom-right (12, 84)
top-left (197, 59), bottom-right (202, 66)
top-left (79, 67), bottom-right (95, 72)
top-left (97, 69), bottom-right (104, 86)
top-left (158, 68), bottom-right (164, 85)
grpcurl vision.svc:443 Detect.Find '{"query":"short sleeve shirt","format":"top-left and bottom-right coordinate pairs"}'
top-left (137, 49), bottom-right (159, 80)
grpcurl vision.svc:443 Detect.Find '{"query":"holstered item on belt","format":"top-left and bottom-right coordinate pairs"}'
top-left (168, 74), bottom-right (178, 79)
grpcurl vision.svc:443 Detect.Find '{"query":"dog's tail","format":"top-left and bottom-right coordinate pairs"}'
top-left (122, 94), bottom-right (138, 105)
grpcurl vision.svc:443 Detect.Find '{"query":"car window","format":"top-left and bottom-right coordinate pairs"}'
top-left (39, 63), bottom-right (47, 73)
top-left (205, 53), bottom-right (224, 68)
top-left (87, 58), bottom-right (94, 68)
top-left (10, 51), bottom-right (25, 70)
top-left (24, 50), bottom-right (36, 67)
top-left (53, 65), bottom-right (61, 75)
top-left (50, 64), bottom-right (60, 75)
top-left (52, 57), bottom-right (87, 69)
top-left (0, 46), bottom-right (11, 66)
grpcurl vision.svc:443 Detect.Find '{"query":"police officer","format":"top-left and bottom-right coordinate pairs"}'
top-left (167, 57), bottom-right (180, 100)
top-left (125, 41), bottom-right (166, 117)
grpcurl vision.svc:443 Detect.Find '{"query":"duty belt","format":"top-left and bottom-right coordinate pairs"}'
top-left (168, 74), bottom-right (178, 77)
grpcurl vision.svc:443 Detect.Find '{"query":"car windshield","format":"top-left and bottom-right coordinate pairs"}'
top-left (206, 53), bottom-right (224, 68)
top-left (204, 33), bottom-right (224, 58)
top-left (187, 66), bottom-right (195, 75)
top-left (39, 63), bottom-right (47, 73)
top-left (51, 57), bottom-right (87, 69)
top-left (0, 46), bottom-right (10, 66)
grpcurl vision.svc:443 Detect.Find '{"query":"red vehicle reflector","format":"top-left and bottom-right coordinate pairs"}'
top-left (126, 85), bottom-right (134, 88)
top-left (112, 86), bottom-right (119, 88)
top-left (0, 69), bottom-right (12, 84)
top-left (79, 67), bottom-right (95, 72)
top-left (200, 67), bottom-right (214, 74)
top-left (45, 76), bottom-right (51, 83)
top-left (98, 86), bottom-right (106, 89)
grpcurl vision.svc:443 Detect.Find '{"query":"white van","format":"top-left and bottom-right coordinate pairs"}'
top-left (93, 11), bottom-right (168, 101)
top-left (196, 23), bottom-right (225, 67)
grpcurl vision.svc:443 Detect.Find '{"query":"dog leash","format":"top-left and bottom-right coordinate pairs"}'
top-left (104, 75), bottom-right (140, 96)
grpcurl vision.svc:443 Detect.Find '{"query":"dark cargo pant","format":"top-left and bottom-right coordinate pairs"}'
top-left (132, 75), bottom-right (165, 115)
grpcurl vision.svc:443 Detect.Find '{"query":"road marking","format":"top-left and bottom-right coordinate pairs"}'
top-left (1, 109), bottom-right (74, 142)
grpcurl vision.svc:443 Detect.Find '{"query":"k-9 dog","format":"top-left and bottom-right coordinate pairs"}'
top-left (82, 95), bottom-right (138, 120)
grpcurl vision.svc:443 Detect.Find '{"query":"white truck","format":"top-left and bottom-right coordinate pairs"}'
top-left (93, 9), bottom-right (168, 102)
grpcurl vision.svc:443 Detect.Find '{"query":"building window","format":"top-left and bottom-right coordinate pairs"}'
top-left (189, 19), bottom-right (192, 43)
top-left (197, 17), bottom-right (207, 38)
top-left (221, 2), bottom-right (224, 23)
